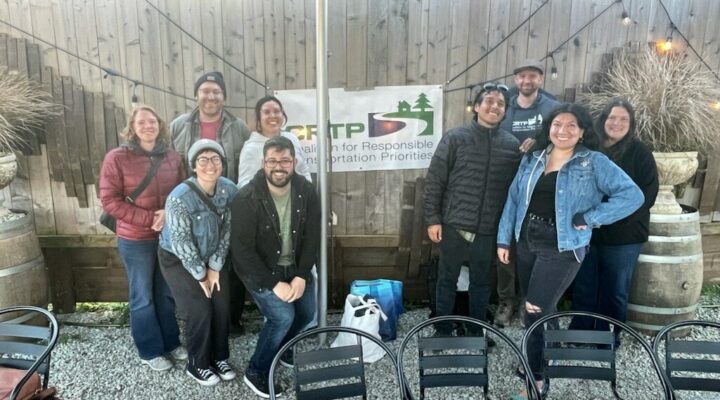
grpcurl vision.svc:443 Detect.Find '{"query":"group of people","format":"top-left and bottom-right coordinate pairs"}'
top-left (99, 71), bottom-right (318, 397)
top-left (424, 59), bottom-right (658, 399)
top-left (99, 61), bottom-right (659, 399)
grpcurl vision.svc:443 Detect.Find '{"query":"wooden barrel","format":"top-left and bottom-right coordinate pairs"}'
top-left (0, 210), bottom-right (48, 321)
top-left (627, 206), bottom-right (703, 335)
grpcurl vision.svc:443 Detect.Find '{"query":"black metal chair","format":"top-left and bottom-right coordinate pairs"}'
top-left (522, 311), bottom-right (672, 400)
top-left (652, 319), bottom-right (720, 397)
top-left (0, 306), bottom-right (59, 400)
top-left (268, 326), bottom-right (405, 400)
top-left (397, 315), bottom-right (540, 400)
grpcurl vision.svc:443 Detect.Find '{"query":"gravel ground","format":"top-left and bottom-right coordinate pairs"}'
top-left (49, 303), bottom-right (720, 400)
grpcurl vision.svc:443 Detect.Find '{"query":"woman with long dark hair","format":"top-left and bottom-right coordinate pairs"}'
top-left (569, 99), bottom-right (659, 345)
top-left (99, 105), bottom-right (186, 371)
top-left (496, 103), bottom-right (644, 399)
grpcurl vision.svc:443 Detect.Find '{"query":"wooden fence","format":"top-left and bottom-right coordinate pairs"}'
top-left (0, 0), bottom-right (718, 308)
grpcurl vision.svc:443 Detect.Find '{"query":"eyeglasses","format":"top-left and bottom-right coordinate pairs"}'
top-left (481, 82), bottom-right (509, 92)
top-left (264, 158), bottom-right (294, 168)
top-left (197, 156), bottom-right (222, 167)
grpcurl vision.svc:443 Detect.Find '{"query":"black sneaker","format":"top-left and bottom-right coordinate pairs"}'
top-left (186, 364), bottom-right (220, 387)
top-left (243, 370), bottom-right (284, 398)
top-left (279, 351), bottom-right (294, 369)
top-left (213, 359), bottom-right (237, 381)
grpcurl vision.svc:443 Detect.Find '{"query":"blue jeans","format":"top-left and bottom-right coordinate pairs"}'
top-left (570, 242), bottom-right (643, 345)
top-left (248, 277), bottom-right (316, 375)
top-left (117, 238), bottom-right (181, 360)
top-left (434, 227), bottom-right (494, 335)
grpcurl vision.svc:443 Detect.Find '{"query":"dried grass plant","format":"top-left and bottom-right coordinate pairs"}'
top-left (580, 47), bottom-right (720, 152)
top-left (0, 72), bottom-right (60, 155)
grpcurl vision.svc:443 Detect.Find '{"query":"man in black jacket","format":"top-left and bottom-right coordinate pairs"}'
top-left (424, 82), bottom-right (521, 336)
top-left (231, 136), bottom-right (320, 398)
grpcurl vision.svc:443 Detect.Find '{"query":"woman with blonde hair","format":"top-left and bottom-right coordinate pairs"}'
top-left (99, 105), bottom-right (187, 371)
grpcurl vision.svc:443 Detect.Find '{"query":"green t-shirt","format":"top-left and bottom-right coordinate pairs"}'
top-left (271, 185), bottom-right (293, 266)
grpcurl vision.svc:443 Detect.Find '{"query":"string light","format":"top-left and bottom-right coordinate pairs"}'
top-left (465, 100), bottom-right (473, 113)
top-left (662, 36), bottom-right (673, 51)
top-left (131, 84), bottom-right (139, 109)
top-left (711, 101), bottom-right (720, 111)
top-left (549, 54), bottom-right (559, 80)
top-left (621, 11), bottom-right (633, 26)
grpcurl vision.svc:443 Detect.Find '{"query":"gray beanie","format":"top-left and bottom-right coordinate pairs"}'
top-left (188, 139), bottom-right (226, 168)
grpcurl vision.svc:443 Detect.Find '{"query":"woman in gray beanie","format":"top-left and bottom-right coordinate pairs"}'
top-left (158, 139), bottom-right (239, 386)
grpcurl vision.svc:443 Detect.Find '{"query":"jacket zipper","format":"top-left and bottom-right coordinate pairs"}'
top-left (476, 130), bottom-right (492, 229)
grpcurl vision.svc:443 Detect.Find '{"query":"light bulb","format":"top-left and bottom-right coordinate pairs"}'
top-left (465, 101), bottom-right (472, 113)
top-left (711, 101), bottom-right (720, 111)
top-left (131, 94), bottom-right (138, 109)
top-left (662, 37), bottom-right (673, 51)
top-left (550, 66), bottom-right (558, 80)
top-left (621, 11), bottom-right (632, 26)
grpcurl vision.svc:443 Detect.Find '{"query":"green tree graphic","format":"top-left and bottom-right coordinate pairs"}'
top-left (413, 93), bottom-right (432, 112)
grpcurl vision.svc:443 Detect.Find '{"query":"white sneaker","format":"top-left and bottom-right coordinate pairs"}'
top-left (141, 356), bottom-right (173, 371)
top-left (169, 346), bottom-right (188, 361)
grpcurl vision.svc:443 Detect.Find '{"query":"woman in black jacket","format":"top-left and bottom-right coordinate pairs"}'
top-left (569, 99), bottom-right (659, 346)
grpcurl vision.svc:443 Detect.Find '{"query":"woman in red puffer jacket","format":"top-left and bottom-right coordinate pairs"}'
top-left (99, 105), bottom-right (186, 371)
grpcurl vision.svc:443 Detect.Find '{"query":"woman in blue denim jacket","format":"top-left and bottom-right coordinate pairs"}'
top-left (158, 139), bottom-right (239, 387)
top-left (496, 103), bottom-right (643, 399)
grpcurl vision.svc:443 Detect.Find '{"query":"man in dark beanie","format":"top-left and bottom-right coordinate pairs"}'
top-left (170, 71), bottom-right (251, 336)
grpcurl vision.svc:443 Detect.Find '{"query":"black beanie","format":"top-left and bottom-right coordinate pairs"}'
top-left (194, 71), bottom-right (226, 97)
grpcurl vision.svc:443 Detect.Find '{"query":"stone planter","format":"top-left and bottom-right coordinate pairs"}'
top-left (651, 151), bottom-right (699, 215)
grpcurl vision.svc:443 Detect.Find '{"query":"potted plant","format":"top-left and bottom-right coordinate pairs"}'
top-left (580, 46), bottom-right (720, 214)
top-left (0, 72), bottom-right (58, 222)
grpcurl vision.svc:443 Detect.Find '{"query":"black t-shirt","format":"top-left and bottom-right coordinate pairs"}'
top-left (527, 171), bottom-right (558, 218)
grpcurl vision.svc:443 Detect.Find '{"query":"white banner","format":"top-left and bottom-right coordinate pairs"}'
top-left (275, 85), bottom-right (443, 173)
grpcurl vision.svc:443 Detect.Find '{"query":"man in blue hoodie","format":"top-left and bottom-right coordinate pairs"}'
top-left (496, 59), bottom-right (560, 328)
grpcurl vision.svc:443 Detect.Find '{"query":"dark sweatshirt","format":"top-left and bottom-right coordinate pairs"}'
top-left (499, 93), bottom-right (561, 143)
top-left (591, 139), bottom-right (658, 245)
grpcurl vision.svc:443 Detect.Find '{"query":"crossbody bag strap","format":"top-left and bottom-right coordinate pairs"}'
top-left (183, 180), bottom-right (221, 217)
top-left (126, 154), bottom-right (164, 203)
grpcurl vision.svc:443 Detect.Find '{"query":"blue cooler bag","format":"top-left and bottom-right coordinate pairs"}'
top-left (350, 279), bottom-right (403, 341)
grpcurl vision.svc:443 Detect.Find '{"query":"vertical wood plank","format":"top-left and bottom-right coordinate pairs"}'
top-left (220, 0), bottom-right (249, 122)
top-left (155, 0), bottom-right (187, 120)
top-left (103, 100), bottom-right (119, 151)
top-left (345, 0), bottom-right (369, 235)
top-left (94, 0), bottom-right (127, 107)
top-left (41, 66), bottom-right (62, 180)
top-left (445, 0), bottom-right (471, 131)
top-left (137, 0), bottom-right (167, 112)
top-left (328, 0), bottom-right (347, 235)
top-left (28, 144), bottom-right (57, 234)
top-left (544, 0), bottom-right (573, 96)
top-left (304, 0), bottom-right (316, 88)
top-left (406, 0), bottom-right (429, 85)
top-left (284, 0), bottom-right (306, 90)
top-left (263, 0), bottom-right (286, 89)
top-left (117, 0), bottom-right (145, 107)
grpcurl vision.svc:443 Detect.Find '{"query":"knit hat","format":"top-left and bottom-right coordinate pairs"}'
top-left (188, 139), bottom-right (226, 168)
top-left (194, 71), bottom-right (226, 97)
top-left (513, 59), bottom-right (544, 75)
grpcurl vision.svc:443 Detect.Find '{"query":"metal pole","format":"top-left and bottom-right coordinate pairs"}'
top-left (315, 0), bottom-right (329, 342)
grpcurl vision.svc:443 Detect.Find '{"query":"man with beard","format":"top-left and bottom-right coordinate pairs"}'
top-left (170, 71), bottom-right (252, 335)
top-left (495, 59), bottom-right (560, 328)
top-left (230, 136), bottom-right (320, 398)
top-left (424, 83), bottom-right (521, 338)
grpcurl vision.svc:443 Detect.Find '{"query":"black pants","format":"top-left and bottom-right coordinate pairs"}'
top-left (158, 247), bottom-right (230, 369)
top-left (516, 218), bottom-right (582, 380)
top-left (435, 227), bottom-right (494, 335)
top-left (228, 252), bottom-right (246, 327)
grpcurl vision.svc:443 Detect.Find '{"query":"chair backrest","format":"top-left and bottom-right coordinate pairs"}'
top-left (522, 311), bottom-right (672, 400)
top-left (398, 315), bottom-right (539, 400)
top-left (0, 306), bottom-right (59, 400)
top-left (268, 326), bottom-right (404, 400)
top-left (652, 320), bottom-right (720, 394)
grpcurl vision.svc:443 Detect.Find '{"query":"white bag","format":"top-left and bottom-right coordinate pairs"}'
top-left (331, 294), bottom-right (387, 363)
